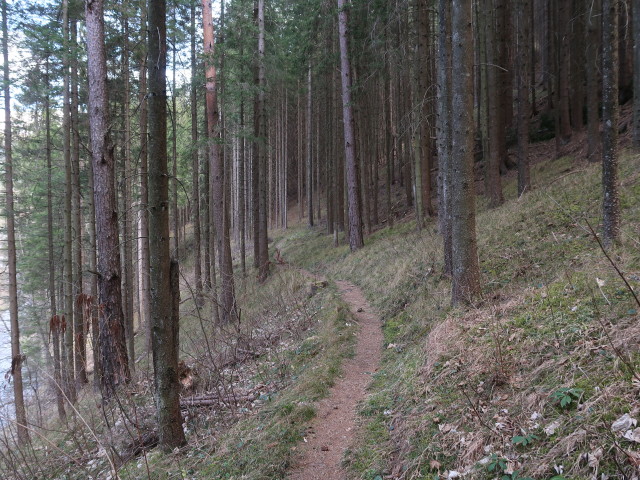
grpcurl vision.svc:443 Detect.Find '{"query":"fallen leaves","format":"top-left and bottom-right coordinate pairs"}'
top-left (611, 413), bottom-right (640, 444)
top-left (544, 420), bottom-right (561, 436)
top-left (611, 413), bottom-right (637, 433)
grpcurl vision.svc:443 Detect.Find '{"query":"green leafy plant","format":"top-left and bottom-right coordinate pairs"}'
top-left (487, 454), bottom-right (508, 476)
top-left (485, 455), bottom-right (535, 480)
top-left (511, 471), bottom-right (534, 480)
top-left (551, 387), bottom-right (584, 409)
top-left (511, 433), bottom-right (538, 447)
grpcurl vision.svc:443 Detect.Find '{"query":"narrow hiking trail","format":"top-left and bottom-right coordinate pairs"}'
top-left (288, 279), bottom-right (383, 480)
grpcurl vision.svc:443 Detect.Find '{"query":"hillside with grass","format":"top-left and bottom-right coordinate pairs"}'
top-left (4, 0), bottom-right (640, 478)
top-left (277, 147), bottom-right (640, 480)
top-left (12, 142), bottom-right (637, 480)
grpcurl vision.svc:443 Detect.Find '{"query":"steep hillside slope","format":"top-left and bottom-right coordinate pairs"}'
top-left (5, 148), bottom-right (639, 480)
top-left (280, 151), bottom-right (640, 479)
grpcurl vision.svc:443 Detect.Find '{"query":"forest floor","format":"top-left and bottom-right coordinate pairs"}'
top-left (288, 279), bottom-right (383, 479)
top-left (5, 105), bottom-right (640, 480)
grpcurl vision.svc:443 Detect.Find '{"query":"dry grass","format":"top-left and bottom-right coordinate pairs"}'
top-left (333, 146), bottom-right (640, 479)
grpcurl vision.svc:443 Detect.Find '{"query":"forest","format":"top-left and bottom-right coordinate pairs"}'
top-left (0, 0), bottom-right (639, 478)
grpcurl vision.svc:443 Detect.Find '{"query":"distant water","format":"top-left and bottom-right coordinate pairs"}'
top-left (0, 311), bottom-right (15, 421)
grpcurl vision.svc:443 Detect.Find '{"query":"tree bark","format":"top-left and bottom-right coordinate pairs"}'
top-left (203, 0), bottom-right (238, 322)
top-left (86, 0), bottom-right (130, 396)
top-left (45, 56), bottom-right (66, 420)
top-left (516, 0), bottom-right (531, 196)
top-left (633, 0), bottom-right (640, 147)
top-left (306, 65), bottom-right (314, 227)
top-left (486, 1), bottom-right (504, 207)
top-left (570, 0), bottom-right (585, 132)
top-left (337, 0), bottom-right (364, 251)
top-left (138, 0), bottom-right (152, 353)
top-left (62, 0), bottom-right (77, 405)
top-left (450, 0), bottom-right (481, 305)
top-left (87, 114), bottom-right (100, 390)
top-left (602, 0), bottom-right (620, 246)
top-left (70, 15), bottom-right (87, 386)
top-left (238, 46), bottom-right (246, 275)
top-left (120, 12), bottom-right (135, 376)
top-left (586, 0), bottom-right (601, 160)
top-left (148, 0), bottom-right (187, 449)
top-left (557, 0), bottom-right (572, 141)
top-left (417, 0), bottom-right (433, 219)
top-left (385, 57), bottom-right (394, 229)
top-left (3, 0), bottom-right (28, 443)
top-left (191, 2), bottom-right (203, 300)
top-left (496, 0), bottom-right (513, 169)
top-left (437, 0), bottom-right (452, 276)
top-left (172, 24), bottom-right (179, 257)
top-left (255, 0), bottom-right (269, 280)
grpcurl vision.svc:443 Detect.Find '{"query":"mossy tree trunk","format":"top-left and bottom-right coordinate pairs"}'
top-left (450, 0), bottom-right (481, 305)
top-left (148, 0), bottom-right (186, 449)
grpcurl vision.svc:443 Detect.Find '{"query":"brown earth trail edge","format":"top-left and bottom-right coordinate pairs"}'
top-left (288, 280), bottom-right (383, 480)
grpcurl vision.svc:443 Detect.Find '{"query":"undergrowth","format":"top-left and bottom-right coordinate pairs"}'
top-left (4, 148), bottom-right (640, 480)
top-left (280, 151), bottom-right (640, 479)
top-left (0, 264), bottom-right (358, 480)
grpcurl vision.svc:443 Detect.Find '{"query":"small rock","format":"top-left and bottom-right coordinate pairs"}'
top-left (623, 427), bottom-right (640, 443)
top-left (447, 470), bottom-right (461, 479)
top-left (612, 413), bottom-right (637, 433)
top-left (544, 420), bottom-right (561, 436)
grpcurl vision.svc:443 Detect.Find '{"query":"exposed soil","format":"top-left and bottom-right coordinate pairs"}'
top-left (288, 280), bottom-right (383, 480)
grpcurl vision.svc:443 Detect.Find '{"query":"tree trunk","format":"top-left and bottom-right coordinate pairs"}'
top-left (87, 115), bottom-right (100, 390)
top-left (45, 57), bottom-right (66, 419)
top-left (586, 0), bottom-right (601, 160)
top-left (516, 0), bottom-right (531, 196)
top-left (238, 62), bottom-right (246, 275)
top-left (417, 0), bottom-right (433, 219)
top-left (297, 88), bottom-right (303, 224)
top-left (191, 2), bottom-right (203, 300)
top-left (85, 0), bottom-right (130, 396)
top-left (203, 101), bottom-right (213, 290)
top-left (602, 0), bottom-right (620, 246)
top-left (570, 0), bottom-right (585, 131)
top-left (62, 0), bottom-right (77, 405)
top-left (120, 13), bottom-right (135, 376)
top-left (138, 0), bottom-right (152, 353)
top-left (633, 0), bottom-right (640, 148)
top-left (256, 0), bottom-right (269, 280)
top-left (203, 0), bottom-right (238, 323)
top-left (338, 0), bottom-right (364, 251)
top-left (306, 64), bottom-right (314, 227)
top-left (70, 16), bottom-right (87, 386)
top-left (3, 0), bottom-right (28, 443)
top-left (385, 60), bottom-right (394, 228)
top-left (450, 0), bottom-right (481, 304)
top-left (172, 27), bottom-right (179, 257)
top-left (148, 0), bottom-right (187, 449)
top-left (557, 0), bottom-right (572, 141)
top-left (437, 0), bottom-right (452, 276)
top-left (496, 0), bottom-right (513, 171)
top-left (486, 1), bottom-right (504, 207)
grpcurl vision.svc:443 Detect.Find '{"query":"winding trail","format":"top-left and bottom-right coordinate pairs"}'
top-left (288, 280), bottom-right (383, 480)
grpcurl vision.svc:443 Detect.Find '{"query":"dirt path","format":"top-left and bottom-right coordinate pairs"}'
top-left (288, 280), bottom-right (383, 480)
